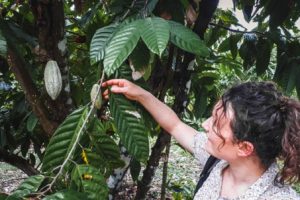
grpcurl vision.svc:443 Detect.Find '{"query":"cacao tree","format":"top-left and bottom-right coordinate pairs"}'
top-left (0, 0), bottom-right (300, 199)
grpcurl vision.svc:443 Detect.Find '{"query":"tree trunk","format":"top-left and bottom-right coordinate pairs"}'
top-left (135, 0), bottom-right (219, 199)
top-left (161, 140), bottom-right (171, 200)
top-left (34, 0), bottom-right (74, 122)
top-left (8, 48), bottom-right (57, 137)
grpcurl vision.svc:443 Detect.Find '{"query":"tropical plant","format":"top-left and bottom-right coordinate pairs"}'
top-left (0, 0), bottom-right (300, 199)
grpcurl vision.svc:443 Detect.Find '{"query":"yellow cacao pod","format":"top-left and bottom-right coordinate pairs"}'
top-left (90, 84), bottom-right (102, 109)
top-left (44, 60), bottom-right (62, 100)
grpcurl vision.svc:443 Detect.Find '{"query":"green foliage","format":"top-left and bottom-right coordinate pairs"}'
top-left (41, 106), bottom-right (88, 173)
top-left (7, 175), bottom-right (45, 199)
top-left (43, 190), bottom-right (87, 200)
top-left (87, 119), bottom-right (125, 176)
top-left (70, 165), bottom-right (108, 200)
top-left (0, 30), bottom-right (7, 56)
top-left (110, 93), bottom-right (149, 163)
top-left (130, 158), bottom-right (142, 181)
top-left (255, 37), bottom-right (273, 75)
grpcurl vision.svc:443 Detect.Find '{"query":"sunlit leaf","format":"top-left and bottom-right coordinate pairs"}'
top-left (169, 21), bottom-right (209, 56)
top-left (41, 106), bottom-right (88, 173)
top-left (140, 17), bottom-right (170, 56)
top-left (104, 20), bottom-right (141, 76)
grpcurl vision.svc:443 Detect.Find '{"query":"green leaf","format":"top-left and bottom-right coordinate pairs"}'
top-left (140, 17), bottom-right (170, 56)
top-left (41, 106), bottom-right (88, 173)
top-left (218, 37), bottom-right (230, 53)
top-left (90, 24), bottom-right (119, 64)
top-left (7, 22), bottom-right (38, 47)
top-left (130, 158), bottom-right (141, 181)
top-left (194, 88), bottom-right (208, 119)
top-left (266, 0), bottom-right (293, 29)
top-left (104, 20), bottom-right (141, 76)
top-left (0, 193), bottom-right (8, 199)
top-left (169, 20), bottom-right (209, 56)
top-left (282, 62), bottom-right (299, 95)
top-left (229, 34), bottom-right (242, 59)
top-left (110, 93), bottom-right (149, 163)
top-left (88, 119), bottom-right (125, 169)
top-left (144, 0), bottom-right (159, 14)
top-left (71, 165), bottom-right (108, 200)
top-left (43, 190), bottom-right (87, 200)
top-left (255, 37), bottom-right (272, 75)
top-left (7, 175), bottom-right (44, 199)
top-left (129, 41), bottom-right (151, 72)
top-left (239, 35), bottom-right (257, 69)
top-left (0, 30), bottom-right (7, 57)
top-left (26, 113), bottom-right (38, 132)
top-left (90, 129), bottom-right (122, 161)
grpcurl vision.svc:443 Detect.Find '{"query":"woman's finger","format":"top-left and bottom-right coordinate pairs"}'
top-left (111, 85), bottom-right (127, 93)
top-left (102, 89), bottom-right (109, 96)
top-left (102, 79), bottom-right (125, 87)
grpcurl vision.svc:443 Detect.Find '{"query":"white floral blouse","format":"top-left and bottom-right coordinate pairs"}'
top-left (193, 132), bottom-right (300, 200)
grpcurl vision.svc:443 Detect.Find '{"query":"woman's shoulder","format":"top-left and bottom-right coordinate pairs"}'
top-left (193, 132), bottom-right (210, 166)
top-left (263, 184), bottom-right (300, 199)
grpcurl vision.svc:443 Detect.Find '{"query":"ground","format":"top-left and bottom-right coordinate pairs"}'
top-left (0, 139), bottom-right (201, 199)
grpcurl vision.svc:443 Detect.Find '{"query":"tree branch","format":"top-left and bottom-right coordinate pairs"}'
top-left (8, 48), bottom-right (58, 137)
top-left (209, 22), bottom-right (265, 35)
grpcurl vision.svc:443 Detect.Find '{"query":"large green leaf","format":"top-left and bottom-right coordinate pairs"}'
top-left (89, 120), bottom-right (122, 161)
top-left (103, 20), bottom-right (141, 76)
top-left (218, 37), bottom-right (230, 52)
top-left (130, 158), bottom-right (141, 182)
top-left (43, 190), bottom-right (87, 200)
top-left (109, 93), bottom-right (149, 163)
top-left (194, 88), bottom-right (208, 119)
top-left (229, 34), bottom-right (242, 59)
top-left (7, 175), bottom-right (44, 199)
top-left (90, 24), bottom-right (119, 64)
top-left (255, 37), bottom-right (272, 75)
top-left (71, 165), bottom-right (108, 200)
top-left (87, 119), bottom-right (125, 172)
top-left (129, 41), bottom-right (151, 72)
top-left (26, 112), bottom-right (38, 132)
top-left (140, 17), bottom-right (170, 56)
top-left (0, 30), bottom-right (7, 57)
top-left (281, 61), bottom-right (299, 95)
top-left (41, 106), bottom-right (88, 173)
top-left (169, 20), bottom-right (209, 56)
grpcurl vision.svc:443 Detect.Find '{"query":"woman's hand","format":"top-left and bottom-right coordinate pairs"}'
top-left (102, 79), bottom-right (146, 102)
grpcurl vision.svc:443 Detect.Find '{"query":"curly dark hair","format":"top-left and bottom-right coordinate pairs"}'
top-left (219, 81), bottom-right (300, 184)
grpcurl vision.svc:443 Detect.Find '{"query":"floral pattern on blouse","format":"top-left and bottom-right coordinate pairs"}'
top-left (193, 132), bottom-right (300, 200)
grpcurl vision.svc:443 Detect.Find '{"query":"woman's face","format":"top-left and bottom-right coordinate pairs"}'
top-left (201, 101), bottom-right (240, 161)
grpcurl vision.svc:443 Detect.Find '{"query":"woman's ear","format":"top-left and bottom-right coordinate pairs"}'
top-left (237, 141), bottom-right (254, 157)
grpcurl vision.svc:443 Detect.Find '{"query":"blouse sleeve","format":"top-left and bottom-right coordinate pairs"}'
top-left (193, 132), bottom-right (210, 167)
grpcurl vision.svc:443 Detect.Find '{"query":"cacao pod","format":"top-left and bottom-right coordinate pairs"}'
top-left (90, 84), bottom-right (102, 109)
top-left (44, 60), bottom-right (62, 100)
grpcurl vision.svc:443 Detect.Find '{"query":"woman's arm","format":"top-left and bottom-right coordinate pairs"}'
top-left (102, 79), bottom-right (198, 153)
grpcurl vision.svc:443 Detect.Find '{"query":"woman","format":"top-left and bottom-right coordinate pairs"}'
top-left (102, 79), bottom-right (300, 199)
